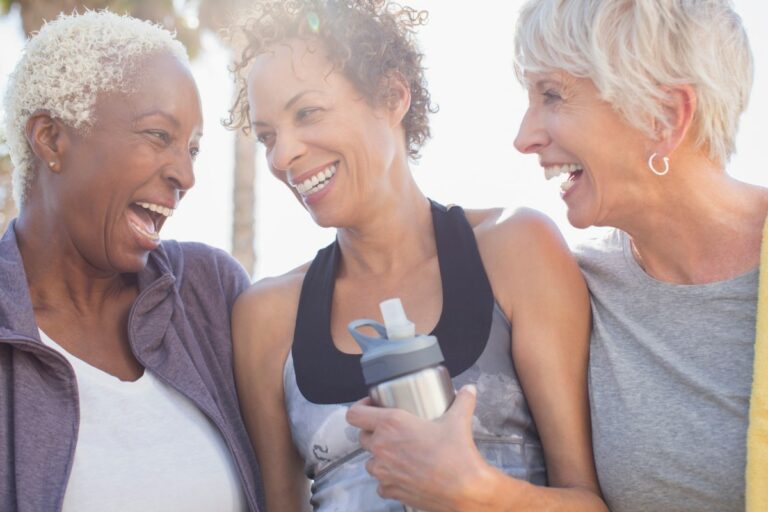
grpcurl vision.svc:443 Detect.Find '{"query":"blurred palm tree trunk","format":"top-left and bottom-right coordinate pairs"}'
top-left (232, 132), bottom-right (257, 275)
top-left (199, 0), bottom-right (259, 276)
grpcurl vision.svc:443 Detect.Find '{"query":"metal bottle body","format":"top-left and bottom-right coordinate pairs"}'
top-left (369, 364), bottom-right (454, 420)
top-left (368, 364), bottom-right (454, 512)
top-left (348, 305), bottom-right (454, 512)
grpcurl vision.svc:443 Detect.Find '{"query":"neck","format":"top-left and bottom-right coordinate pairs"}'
top-left (336, 178), bottom-right (434, 278)
top-left (15, 207), bottom-right (134, 315)
top-left (614, 157), bottom-right (768, 283)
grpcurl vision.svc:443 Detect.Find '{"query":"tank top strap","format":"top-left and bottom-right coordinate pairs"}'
top-left (293, 199), bottom-right (494, 404)
top-left (430, 201), bottom-right (495, 373)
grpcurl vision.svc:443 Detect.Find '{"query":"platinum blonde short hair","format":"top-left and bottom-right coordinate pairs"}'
top-left (514, 0), bottom-right (753, 165)
top-left (2, 10), bottom-right (190, 206)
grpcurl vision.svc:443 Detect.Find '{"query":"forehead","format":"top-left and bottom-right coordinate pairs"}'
top-left (94, 53), bottom-right (202, 125)
top-left (245, 39), bottom-right (345, 112)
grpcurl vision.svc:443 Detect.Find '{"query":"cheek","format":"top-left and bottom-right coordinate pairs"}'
top-left (268, 165), bottom-right (289, 184)
top-left (547, 109), bottom-right (579, 137)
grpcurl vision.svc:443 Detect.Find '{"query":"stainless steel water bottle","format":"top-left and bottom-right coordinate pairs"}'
top-left (348, 298), bottom-right (455, 512)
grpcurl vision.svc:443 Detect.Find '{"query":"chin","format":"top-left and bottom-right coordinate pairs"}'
top-left (309, 212), bottom-right (337, 229)
top-left (566, 208), bottom-right (596, 230)
top-left (305, 202), bottom-right (342, 229)
top-left (113, 251), bottom-right (152, 275)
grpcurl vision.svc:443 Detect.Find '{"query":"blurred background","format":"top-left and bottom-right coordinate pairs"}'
top-left (1, 0), bottom-right (766, 278)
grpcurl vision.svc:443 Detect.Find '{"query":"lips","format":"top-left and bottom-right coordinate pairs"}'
top-left (125, 200), bottom-right (175, 249)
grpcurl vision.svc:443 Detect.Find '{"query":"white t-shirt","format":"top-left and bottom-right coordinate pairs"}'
top-left (40, 330), bottom-right (247, 512)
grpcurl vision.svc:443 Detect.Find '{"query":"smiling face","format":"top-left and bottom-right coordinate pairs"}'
top-left (52, 52), bottom-right (203, 273)
top-left (514, 71), bottom-right (652, 229)
top-left (246, 39), bottom-right (405, 228)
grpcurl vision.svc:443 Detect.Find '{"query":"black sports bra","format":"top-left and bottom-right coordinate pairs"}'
top-left (292, 200), bottom-right (494, 404)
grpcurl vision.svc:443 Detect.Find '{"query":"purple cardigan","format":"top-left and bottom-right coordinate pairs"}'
top-left (0, 222), bottom-right (264, 511)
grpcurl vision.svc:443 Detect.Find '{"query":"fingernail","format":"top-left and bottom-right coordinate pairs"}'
top-left (464, 384), bottom-right (477, 396)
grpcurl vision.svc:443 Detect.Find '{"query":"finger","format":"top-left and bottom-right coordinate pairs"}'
top-left (350, 396), bottom-right (374, 407)
top-left (358, 430), bottom-right (373, 451)
top-left (346, 401), bottom-right (392, 431)
top-left (366, 454), bottom-right (381, 479)
top-left (445, 384), bottom-right (477, 428)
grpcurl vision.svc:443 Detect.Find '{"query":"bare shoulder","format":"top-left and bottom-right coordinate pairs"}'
top-left (463, 207), bottom-right (583, 317)
top-left (232, 262), bottom-right (310, 364)
top-left (464, 206), bottom-right (568, 257)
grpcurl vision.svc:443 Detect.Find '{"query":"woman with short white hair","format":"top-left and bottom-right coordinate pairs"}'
top-left (1, 11), bottom-right (262, 511)
top-left (513, 1), bottom-right (763, 511)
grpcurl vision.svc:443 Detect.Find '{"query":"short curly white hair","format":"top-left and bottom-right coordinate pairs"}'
top-left (514, 0), bottom-right (753, 165)
top-left (2, 10), bottom-right (190, 207)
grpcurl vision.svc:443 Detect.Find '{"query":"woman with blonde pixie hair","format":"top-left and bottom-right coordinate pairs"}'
top-left (1, 11), bottom-right (262, 511)
top-left (514, 1), bottom-right (763, 511)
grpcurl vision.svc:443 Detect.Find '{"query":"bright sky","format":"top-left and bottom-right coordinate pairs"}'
top-left (1, 1), bottom-right (766, 278)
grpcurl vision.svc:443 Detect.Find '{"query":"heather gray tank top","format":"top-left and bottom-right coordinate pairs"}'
top-left (577, 229), bottom-right (757, 512)
top-left (283, 202), bottom-right (546, 511)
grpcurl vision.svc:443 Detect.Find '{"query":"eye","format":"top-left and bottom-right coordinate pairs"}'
top-left (189, 147), bottom-right (200, 161)
top-left (256, 131), bottom-right (275, 147)
top-left (146, 130), bottom-right (171, 144)
top-left (296, 107), bottom-right (321, 122)
top-left (542, 90), bottom-right (562, 104)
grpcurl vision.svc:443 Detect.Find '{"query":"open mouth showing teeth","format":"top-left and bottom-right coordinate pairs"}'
top-left (128, 201), bottom-right (174, 241)
top-left (544, 163), bottom-right (583, 193)
top-left (295, 163), bottom-right (337, 195)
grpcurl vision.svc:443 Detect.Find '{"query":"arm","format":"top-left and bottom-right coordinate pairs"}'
top-left (347, 208), bottom-right (605, 511)
top-left (474, 208), bottom-right (604, 510)
top-left (232, 275), bottom-right (311, 512)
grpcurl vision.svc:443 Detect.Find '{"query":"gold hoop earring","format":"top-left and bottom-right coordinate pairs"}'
top-left (647, 153), bottom-right (669, 176)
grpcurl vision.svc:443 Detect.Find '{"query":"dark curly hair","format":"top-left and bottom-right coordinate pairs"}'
top-left (224, 0), bottom-right (435, 159)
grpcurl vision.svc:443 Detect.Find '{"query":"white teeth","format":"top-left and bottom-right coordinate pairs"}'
top-left (136, 202), bottom-right (174, 218)
top-left (295, 163), bottom-right (337, 195)
top-left (544, 163), bottom-right (583, 181)
top-left (560, 180), bottom-right (576, 193)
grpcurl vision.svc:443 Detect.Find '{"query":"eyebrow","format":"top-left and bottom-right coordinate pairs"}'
top-left (135, 110), bottom-right (180, 128)
top-left (134, 110), bottom-right (203, 137)
top-left (531, 78), bottom-right (561, 90)
top-left (285, 89), bottom-right (323, 110)
top-left (252, 89), bottom-right (324, 128)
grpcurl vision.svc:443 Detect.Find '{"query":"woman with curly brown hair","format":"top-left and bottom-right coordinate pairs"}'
top-left (228, 1), bottom-right (605, 510)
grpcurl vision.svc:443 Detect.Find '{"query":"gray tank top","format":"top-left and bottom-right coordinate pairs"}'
top-left (578, 229), bottom-right (757, 512)
top-left (283, 302), bottom-right (547, 511)
top-left (283, 201), bottom-right (545, 510)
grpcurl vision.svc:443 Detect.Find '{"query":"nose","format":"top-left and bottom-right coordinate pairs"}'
top-left (514, 107), bottom-right (549, 155)
top-left (268, 128), bottom-right (306, 174)
top-left (164, 147), bottom-right (196, 193)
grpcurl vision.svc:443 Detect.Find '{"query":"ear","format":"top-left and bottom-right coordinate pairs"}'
top-left (24, 111), bottom-right (67, 173)
top-left (382, 71), bottom-right (412, 128)
top-left (652, 84), bottom-right (697, 156)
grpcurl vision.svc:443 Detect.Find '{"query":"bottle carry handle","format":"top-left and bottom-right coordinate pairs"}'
top-left (347, 319), bottom-right (389, 353)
